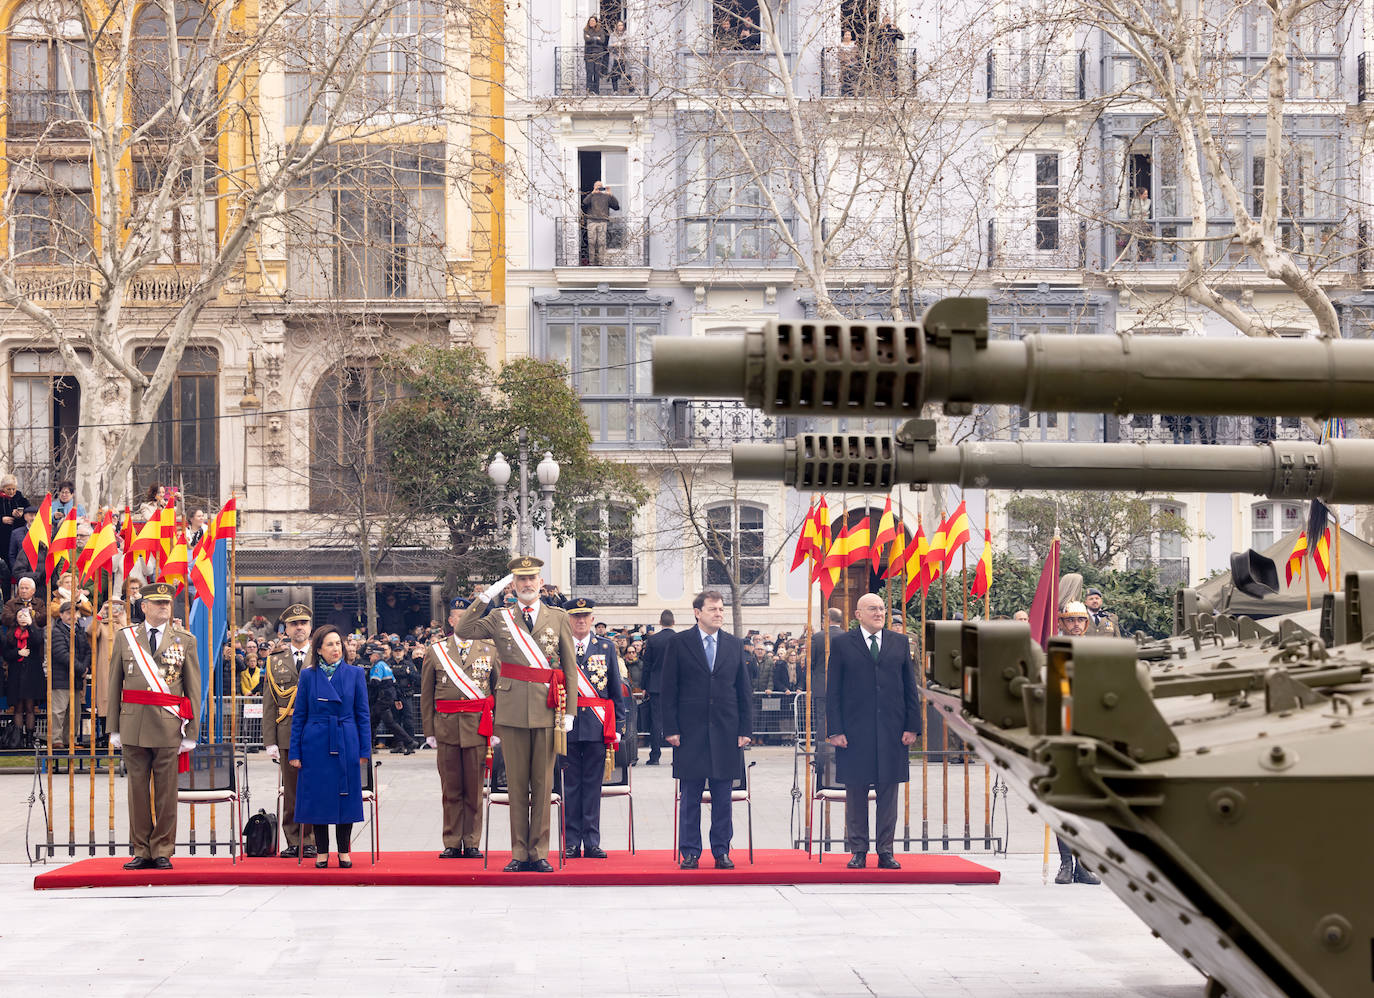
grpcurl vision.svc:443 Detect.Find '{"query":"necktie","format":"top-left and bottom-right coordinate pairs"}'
top-left (148, 628), bottom-right (159, 654)
top-left (705, 634), bottom-right (716, 672)
top-left (522, 606), bottom-right (534, 633)
top-left (294, 651), bottom-right (304, 669)
top-left (869, 634), bottom-right (880, 661)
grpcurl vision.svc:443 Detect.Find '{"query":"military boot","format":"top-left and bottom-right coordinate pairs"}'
top-left (1054, 859), bottom-right (1074, 884)
top-left (1073, 861), bottom-right (1102, 885)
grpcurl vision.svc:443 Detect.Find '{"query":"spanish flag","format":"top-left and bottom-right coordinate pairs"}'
top-left (903, 526), bottom-right (930, 603)
top-left (1312, 527), bottom-right (1332, 582)
top-left (22, 492), bottom-right (53, 570)
top-left (46, 510), bottom-right (80, 578)
top-left (926, 518), bottom-right (948, 586)
top-left (189, 548), bottom-right (215, 609)
top-left (120, 506), bottom-right (137, 580)
top-left (871, 498), bottom-right (897, 573)
top-left (161, 532), bottom-right (189, 587)
top-left (1285, 531), bottom-right (1307, 586)
top-left (791, 499), bottom-right (820, 573)
top-left (970, 530), bottom-right (993, 597)
top-left (824, 517), bottom-right (872, 573)
top-left (883, 527), bottom-right (906, 580)
top-left (213, 496), bottom-right (238, 540)
top-left (810, 497), bottom-right (832, 584)
top-left (77, 511), bottom-right (117, 584)
top-left (941, 501), bottom-right (972, 570)
top-left (128, 508), bottom-right (170, 565)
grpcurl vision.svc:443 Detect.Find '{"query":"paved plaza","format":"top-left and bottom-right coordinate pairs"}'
top-left (1, 747), bottom-right (1204, 996)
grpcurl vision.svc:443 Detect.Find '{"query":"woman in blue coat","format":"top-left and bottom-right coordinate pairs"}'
top-left (290, 625), bottom-right (371, 868)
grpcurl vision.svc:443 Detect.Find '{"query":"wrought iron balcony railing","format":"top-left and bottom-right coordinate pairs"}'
top-left (568, 557), bottom-right (639, 605)
top-left (554, 215), bottom-right (649, 267)
top-left (819, 45), bottom-right (919, 97)
top-left (677, 215), bottom-right (796, 268)
top-left (669, 399), bottom-right (789, 447)
top-left (987, 49), bottom-right (1086, 100)
top-left (6, 89), bottom-right (92, 135)
top-left (987, 218), bottom-right (1086, 269)
top-left (554, 45), bottom-right (650, 96)
top-left (676, 49), bottom-right (796, 95)
top-left (1102, 218), bottom-right (1354, 272)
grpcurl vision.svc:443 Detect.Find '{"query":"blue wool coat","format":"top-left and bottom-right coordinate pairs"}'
top-left (290, 662), bottom-right (371, 825)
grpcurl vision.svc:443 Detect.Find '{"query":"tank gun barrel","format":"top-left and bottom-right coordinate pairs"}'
top-left (732, 423), bottom-right (1374, 502)
top-left (653, 297), bottom-right (1374, 418)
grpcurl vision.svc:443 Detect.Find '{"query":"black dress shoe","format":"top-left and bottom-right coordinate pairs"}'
top-left (679, 854), bottom-right (699, 870)
top-left (123, 856), bottom-right (154, 870)
top-left (877, 853), bottom-right (901, 870)
top-left (584, 846), bottom-right (607, 859)
top-left (564, 846), bottom-right (581, 859)
top-left (152, 857), bottom-right (173, 870)
top-left (644, 758), bottom-right (660, 766)
top-left (713, 854), bottom-right (735, 870)
top-left (847, 852), bottom-right (867, 869)
top-left (279, 845), bottom-right (299, 859)
top-left (461, 846), bottom-right (483, 859)
top-left (302, 845), bottom-right (318, 858)
top-left (438, 847), bottom-right (463, 859)
top-left (502, 859), bottom-right (525, 872)
top-left (526, 858), bottom-right (555, 873)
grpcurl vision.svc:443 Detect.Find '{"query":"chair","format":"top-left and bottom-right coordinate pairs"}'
top-left (177, 742), bottom-right (246, 863)
top-left (483, 744), bottom-right (565, 869)
top-left (284, 758), bottom-right (382, 865)
top-left (601, 754), bottom-right (635, 854)
top-left (673, 756), bottom-right (754, 863)
top-left (808, 745), bottom-right (876, 862)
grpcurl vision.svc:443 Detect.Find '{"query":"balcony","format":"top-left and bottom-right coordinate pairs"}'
top-left (701, 558), bottom-right (770, 605)
top-left (1106, 52), bottom-right (1343, 101)
top-left (677, 215), bottom-right (796, 268)
top-left (6, 89), bottom-right (92, 136)
top-left (675, 49), bottom-right (795, 95)
top-left (819, 46), bottom-right (919, 97)
top-left (986, 50), bottom-right (1085, 101)
top-left (1109, 414), bottom-right (1309, 446)
top-left (669, 399), bottom-right (789, 447)
top-left (553, 46), bottom-right (650, 96)
top-left (128, 269), bottom-right (201, 303)
top-left (1102, 218), bottom-right (1355, 272)
top-left (554, 216), bottom-right (649, 267)
top-left (133, 463), bottom-right (220, 510)
top-left (8, 267), bottom-right (94, 302)
top-left (987, 218), bottom-right (1086, 270)
top-left (567, 557), bottom-right (639, 605)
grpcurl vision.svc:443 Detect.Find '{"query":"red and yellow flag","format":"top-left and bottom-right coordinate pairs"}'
top-left (120, 506), bottom-right (137, 579)
top-left (161, 532), bottom-right (189, 586)
top-left (22, 493), bottom-right (53, 569)
top-left (903, 526), bottom-right (930, 603)
top-left (189, 548), bottom-right (215, 609)
top-left (78, 511), bottom-right (117, 584)
top-left (1312, 527), bottom-right (1332, 582)
top-left (871, 498), bottom-right (897, 573)
top-left (882, 527), bottom-right (906, 580)
top-left (1285, 531), bottom-right (1307, 586)
top-left (791, 499), bottom-right (820, 573)
top-left (46, 510), bottom-right (80, 578)
top-left (941, 501), bottom-right (972, 570)
top-left (926, 517), bottom-right (948, 586)
top-left (970, 530), bottom-right (993, 598)
top-left (213, 496), bottom-right (238, 541)
top-left (825, 517), bottom-right (871, 571)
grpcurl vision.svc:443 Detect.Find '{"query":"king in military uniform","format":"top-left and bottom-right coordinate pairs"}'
top-left (264, 603), bottom-right (314, 857)
top-left (423, 597), bottom-right (500, 859)
top-left (456, 556), bottom-right (578, 872)
top-left (108, 582), bottom-right (201, 870)
top-left (561, 598), bottom-right (624, 858)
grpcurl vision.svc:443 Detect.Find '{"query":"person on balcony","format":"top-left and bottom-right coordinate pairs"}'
top-left (837, 29), bottom-right (859, 96)
top-left (583, 16), bottom-right (609, 94)
top-left (875, 16), bottom-right (905, 89)
top-left (581, 181), bottom-right (621, 266)
top-left (608, 21), bottom-right (633, 93)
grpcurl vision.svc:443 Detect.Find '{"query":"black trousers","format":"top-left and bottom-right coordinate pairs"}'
top-left (312, 822), bottom-right (353, 853)
top-left (374, 705), bottom-right (414, 748)
top-left (845, 782), bottom-right (899, 855)
top-left (643, 694), bottom-right (663, 760)
top-left (561, 740), bottom-right (606, 850)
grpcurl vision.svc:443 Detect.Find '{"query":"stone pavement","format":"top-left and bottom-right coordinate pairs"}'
top-left (0, 747), bottom-right (1205, 996)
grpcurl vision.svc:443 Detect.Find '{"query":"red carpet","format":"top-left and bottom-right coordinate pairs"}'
top-left (34, 849), bottom-right (999, 890)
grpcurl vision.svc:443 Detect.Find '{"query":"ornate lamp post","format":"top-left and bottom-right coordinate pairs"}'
top-left (487, 428), bottom-right (560, 554)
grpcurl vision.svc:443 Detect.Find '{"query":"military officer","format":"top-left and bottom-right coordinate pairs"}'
top-left (108, 582), bottom-right (201, 870)
top-left (457, 556), bottom-right (578, 872)
top-left (561, 598), bottom-right (625, 858)
top-left (1084, 588), bottom-right (1121, 637)
top-left (423, 597), bottom-right (499, 859)
top-left (263, 603), bottom-right (314, 857)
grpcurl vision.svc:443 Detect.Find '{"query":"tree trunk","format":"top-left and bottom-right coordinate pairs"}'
top-left (74, 355), bottom-right (133, 511)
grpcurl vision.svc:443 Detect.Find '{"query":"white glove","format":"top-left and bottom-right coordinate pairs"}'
top-left (480, 574), bottom-right (514, 604)
top-left (108, 733), bottom-right (121, 751)
top-left (266, 744), bottom-right (280, 762)
top-left (179, 739), bottom-right (197, 754)
top-left (426, 736), bottom-right (437, 749)
top-left (17, 648), bottom-right (28, 657)
top-left (561, 715), bottom-right (574, 733)
top-left (491, 735), bottom-right (501, 746)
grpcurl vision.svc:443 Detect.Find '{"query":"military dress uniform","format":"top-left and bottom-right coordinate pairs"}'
top-left (561, 599), bottom-right (625, 858)
top-left (422, 599), bottom-right (499, 858)
top-left (455, 556), bottom-right (578, 871)
top-left (1087, 610), bottom-right (1121, 637)
top-left (264, 603), bottom-right (313, 856)
top-left (108, 583), bottom-right (201, 868)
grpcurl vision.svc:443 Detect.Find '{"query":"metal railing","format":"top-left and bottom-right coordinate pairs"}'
top-left (986, 49), bottom-right (1085, 100)
top-left (6, 266), bottom-right (94, 301)
top-left (1102, 218), bottom-right (1355, 271)
top-left (669, 398), bottom-right (790, 447)
top-left (133, 463), bottom-right (220, 509)
top-left (987, 218), bottom-right (1086, 269)
top-left (554, 215), bottom-right (650, 267)
top-left (6, 89), bottom-right (92, 133)
top-left (819, 45), bottom-right (919, 97)
top-left (568, 556), bottom-right (639, 604)
top-left (1105, 52), bottom-right (1343, 100)
top-left (676, 48), bottom-right (796, 95)
top-left (554, 45), bottom-right (650, 95)
top-left (677, 215), bottom-right (796, 268)
top-left (701, 558), bottom-right (770, 606)
top-left (1110, 413), bottom-right (1309, 446)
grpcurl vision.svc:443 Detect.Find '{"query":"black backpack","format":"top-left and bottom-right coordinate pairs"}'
top-left (244, 808), bottom-right (278, 857)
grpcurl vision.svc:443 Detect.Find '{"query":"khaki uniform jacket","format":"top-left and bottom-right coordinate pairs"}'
top-left (455, 601), bottom-right (578, 728)
top-left (108, 622), bottom-right (202, 748)
top-left (421, 635), bottom-right (499, 747)
top-left (1088, 612), bottom-right (1121, 637)
top-left (262, 646), bottom-right (307, 751)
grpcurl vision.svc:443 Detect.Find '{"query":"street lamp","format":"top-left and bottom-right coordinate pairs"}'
top-left (487, 428), bottom-right (559, 554)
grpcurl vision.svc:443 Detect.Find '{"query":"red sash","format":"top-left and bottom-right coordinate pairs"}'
top-left (501, 662), bottom-right (566, 709)
top-left (120, 689), bottom-right (194, 773)
top-left (435, 697), bottom-right (495, 738)
top-left (578, 696), bottom-right (618, 746)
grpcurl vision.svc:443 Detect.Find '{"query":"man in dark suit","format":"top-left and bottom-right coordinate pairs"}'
top-left (807, 607), bottom-right (846, 744)
top-left (826, 592), bottom-right (920, 870)
top-left (561, 598), bottom-right (625, 858)
top-left (662, 590), bottom-right (753, 869)
top-left (639, 610), bottom-right (675, 765)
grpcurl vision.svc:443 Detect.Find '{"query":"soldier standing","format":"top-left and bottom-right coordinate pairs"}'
top-left (561, 598), bottom-right (624, 858)
top-left (457, 556), bottom-right (577, 872)
top-left (1084, 588), bottom-right (1121, 637)
top-left (263, 603), bottom-right (314, 858)
top-left (108, 582), bottom-right (201, 870)
top-left (423, 597), bottom-right (499, 859)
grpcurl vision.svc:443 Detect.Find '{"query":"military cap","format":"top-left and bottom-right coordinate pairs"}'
top-left (1086, 587), bottom-right (1103, 597)
top-left (282, 602), bottom-right (312, 623)
top-left (565, 596), bottom-right (597, 614)
top-left (142, 582), bottom-right (176, 602)
top-left (508, 555), bottom-right (543, 576)
top-left (449, 596), bottom-right (470, 610)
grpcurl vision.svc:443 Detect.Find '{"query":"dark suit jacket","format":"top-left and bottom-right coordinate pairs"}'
top-left (662, 625), bottom-right (753, 781)
top-left (808, 625), bottom-right (846, 694)
top-left (570, 634), bottom-right (626, 742)
top-left (825, 627), bottom-right (921, 786)
top-left (640, 627), bottom-right (673, 694)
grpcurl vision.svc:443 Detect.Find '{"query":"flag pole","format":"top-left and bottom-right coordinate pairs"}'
top-left (89, 564), bottom-right (99, 855)
top-left (45, 555), bottom-right (54, 856)
top-left (917, 508), bottom-right (928, 850)
top-left (1305, 544), bottom-right (1312, 611)
top-left (840, 494), bottom-right (851, 625)
top-left (897, 491), bottom-right (909, 850)
top-left (1334, 505), bottom-right (1343, 592)
top-left (176, 479), bottom-right (198, 853)
top-left (801, 497), bottom-right (815, 856)
top-left (68, 553), bottom-right (77, 855)
top-left (229, 491), bottom-right (241, 775)
top-left (960, 527), bottom-right (970, 850)
top-left (982, 500), bottom-right (991, 850)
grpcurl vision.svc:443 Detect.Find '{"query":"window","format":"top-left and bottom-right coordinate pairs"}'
top-left (9, 159), bottom-right (92, 264)
top-left (536, 290), bottom-right (668, 446)
top-left (1128, 500), bottom-right (1189, 587)
top-left (131, 2), bottom-right (215, 127)
top-left (713, 0), bottom-right (762, 50)
top-left (1252, 500), bottom-right (1303, 552)
top-left (287, 144), bottom-right (445, 299)
top-left (1007, 509), bottom-right (1035, 563)
top-left (135, 161), bottom-right (216, 263)
top-left (573, 505), bottom-right (635, 597)
top-left (1035, 153), bottom-right (1059, 250)
top-left (989, 294), bottom-right (1104, 441)
top-left (679, 115), bottom-right (794, 266)
top-left (6, 1), bottom-right (90, 130)
top-left (9, 349), bottom-right (83, 493)
top-left (133, 346), bottom-right (219, 508)
top-left (285, 0), bottom-right (442, 125)
top-left (309, 362), bottom-right (394, 509)
top-left (704, 503), bottom-right (768, 602)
